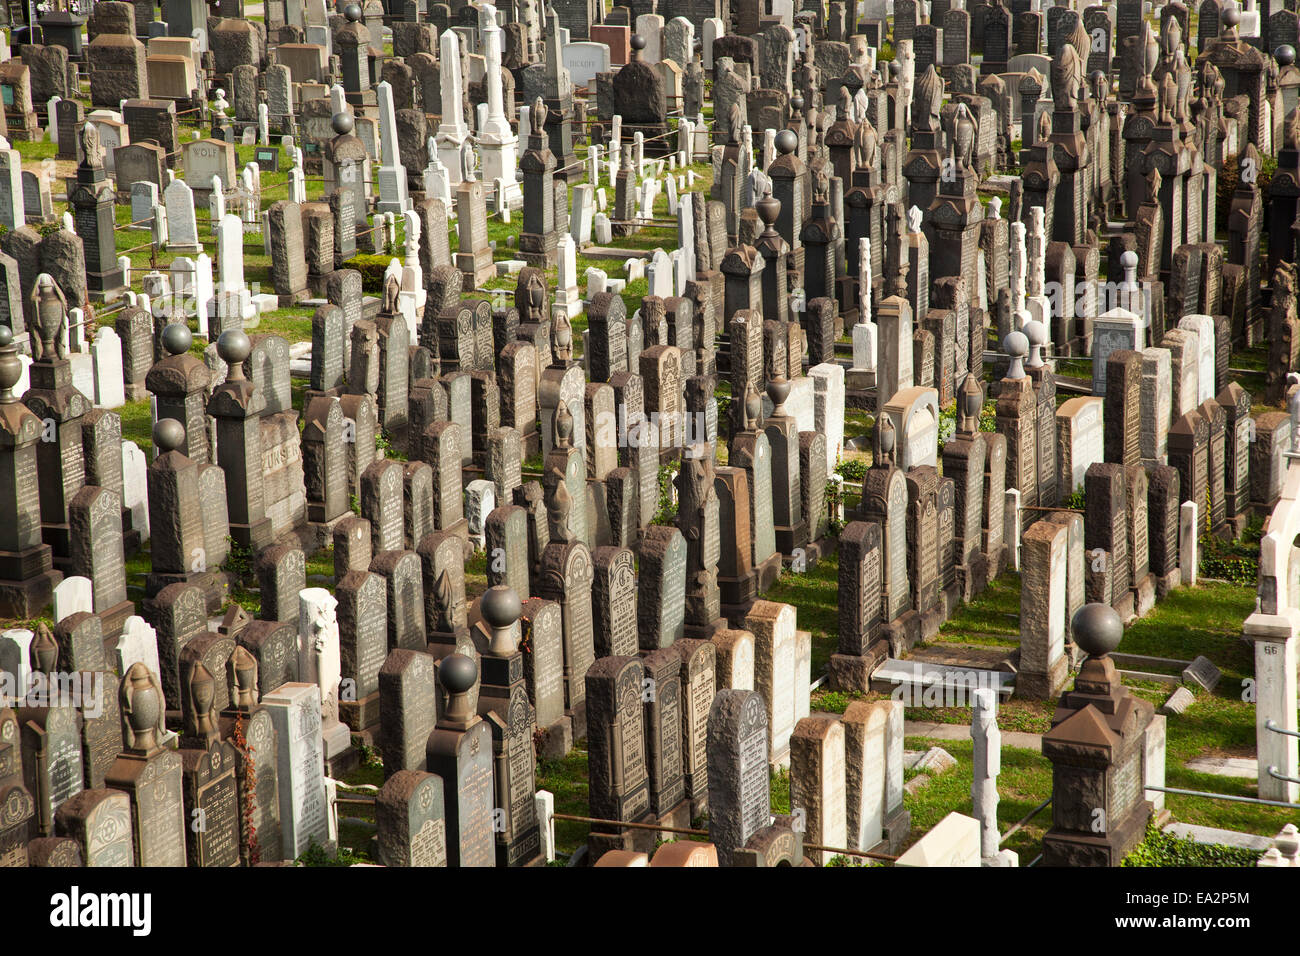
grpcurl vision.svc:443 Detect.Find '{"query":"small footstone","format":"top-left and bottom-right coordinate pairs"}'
top-left (1160, 686), bottom-right (1196, 716)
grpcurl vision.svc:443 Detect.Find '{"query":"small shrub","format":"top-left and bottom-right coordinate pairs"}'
top-left (221, 538), bottom-right (254, 578)
top-left (1123, 823), bottom-right (1263, 867)
top-left (836, 458), bottom-right (867, 483)
top-left (341, 253), bottom-right (395, 292)
top-left (652, 464), bottom-right (678, 525)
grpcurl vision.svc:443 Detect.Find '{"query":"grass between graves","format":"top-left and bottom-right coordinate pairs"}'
top-left (887, 575), bottom-right (1291, 858)
top-left (899, 738), bottom-right (1052, 863)
top-left (17, 77), bottom-right (1289, 864)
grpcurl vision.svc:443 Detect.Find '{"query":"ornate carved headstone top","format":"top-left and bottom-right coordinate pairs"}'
top-left (953, 103), bottom-right (976, 168)
top-left (460, 139), bottom-right (476, 183)
top-left (1051, 43), bottom-right (1082, 111)
top-left (31, 273), bottom-right (68, 362)
top-left (382, 272), bottom-right (401, 315)
top-left (79, 122), bottom-right (104, 170)
top-left (120, 662), bottom-right (166, 754)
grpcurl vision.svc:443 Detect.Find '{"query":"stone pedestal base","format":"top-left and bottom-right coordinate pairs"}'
top-left (86, 268), bottom-right (127, 302)
top-left (275, 287), bottom-right (310, 308)
top-left (1041, 802), bottom-right (1151, 866)
top-left (880, 806), bottom-right (911, 854)
top-left (882, 610), bottom-right (921, 657)
top-left (0, 568), bottom-right (62, 619)
top-left (43, 523), bottom-right (73, 571)
top-left (940, 580), bottom-right (961, 619)
top-left (324, 744), bottom-right (360, 779)
top-left (846, 368), bottom-right (877, 390)
top-left (719, 568), bottom-right (758, 620)
top-left (1153, 567), bottom-right (1181, 599)
top-left (769, 742), bottom-right (791, 771)
top-left (754, 552), bottom-right (783, 594)
top-left (339, 691), bottom-right (381, 734)
top-left (99, 599), bottom-right (134, 641)
top-left (957, 552), bottom-right (989, 601)
top-left (683, 618), bottom-right (728, 640)
top-left (124, 382), bottom-right (150, 401)
top-left (585, 819), bottom-right (653, 860)
top-left (302, 386), bottom-right (345, 408)
top-left (519, 233), bottom-right (558, 269)
top-left (145, 569), bottom-right (230, 614)
top-left (307, 272), bottom-right (333, 299)
top-left (568, 702), bottom-right (587, 741)
top-left (845, 387), bottom-right (877, 411)
top-left (648, 799), bottom-right (692, 845)
top-left (775, 521), bottom-right (809, 560)
top-left (306, 511), bottom-right (352, 549)
top-left (324, 720), bottom-right (351, 756)
top-left (918, 603), bottom-right (945, 641)
top-left (540, 716), bottom-right (573, 760)
top-left (1112, 588), bottom-right (1136, 622)
top-left (1017, 655), bottom-right (1068, 700)
top-left (228, 516), bottom-right (276, 552)
top-left (1131, 572), bottom-right (1156, 618)
top-left (456, 246), bottom-right (496, 291)
top-left (984, 544), bottom-right (1008, 581)
top-left (790, 534), bottom-right (835, 571)
top-left (827, 643), bottom-right (889, 692)
top-left (349, 724), bottom-right (381, 752)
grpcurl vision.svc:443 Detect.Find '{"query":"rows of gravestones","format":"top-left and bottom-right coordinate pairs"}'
top-left (0, 0), bottom-right (1293, 869)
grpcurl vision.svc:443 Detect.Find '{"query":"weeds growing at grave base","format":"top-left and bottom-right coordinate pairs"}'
top-left (222, 538), bottom-right (254, 578)
top-left (296, 837), bottom-right (369, 867)
top-left (1122, 822), bottom-right (1262, 867)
